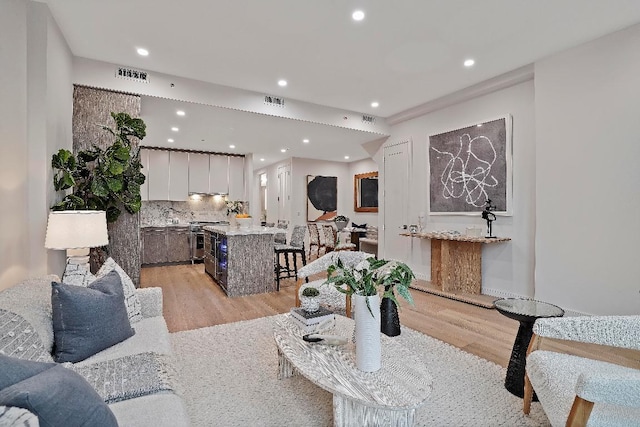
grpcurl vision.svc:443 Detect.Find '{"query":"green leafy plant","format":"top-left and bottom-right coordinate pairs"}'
top-left (334, 215), bottom-right (348, 222)
top-left (51, 112), bottom-right (146, 222)
top-left (301, 287), bottom-right (320, 297)
top-left (324, 257), bottom-right (415, 314)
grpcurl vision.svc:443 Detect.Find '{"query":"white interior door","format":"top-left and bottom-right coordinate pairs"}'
top-left (383, 141), bottom-right (411, 263)
top-left (277, 164), bottom-right (291, 223)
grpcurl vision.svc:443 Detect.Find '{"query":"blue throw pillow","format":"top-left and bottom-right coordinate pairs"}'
top-left (0, 356), bottom-right (117, 427)
top-left (0, 355), bottom-right (55, 390)
top-left (52, 270), bottom-right (135, 363)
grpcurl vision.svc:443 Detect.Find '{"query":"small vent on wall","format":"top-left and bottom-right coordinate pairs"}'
top-left (264, 95), bottom-right (285, 107)
top-left (115, 67), bottom-right (149, 83)
top-left (362, 114), bottom-right (376, 124)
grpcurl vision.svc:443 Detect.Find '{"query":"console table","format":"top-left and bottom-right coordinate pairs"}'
top-left (400, 232), bottom-right (511, 295)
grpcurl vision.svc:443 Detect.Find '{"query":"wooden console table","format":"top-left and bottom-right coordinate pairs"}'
top-left (400, 232), bottom-right (511, 295)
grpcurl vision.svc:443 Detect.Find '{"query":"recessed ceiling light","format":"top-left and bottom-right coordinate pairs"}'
top-left (260, 158), bottom-right (265, 162)
top-left (477, 124), bottom-right (483, 127)
top-left (344, 156), bottom-right (350, 160)
top-left (352, 10), bottom-right (365, 21)
top-left (167, 138), bottom-right (174, 143)
top-left (229, 144), bottom-right (235, 149)
top-left (371, 101), bottom-right (379, 108)
top-left (137, 48), bottom-right (149, 56)
top-left (176, 110), bottom-right (185, 116)
top-left (171, 127), bottom-right (179, 132)
top-left (278, 79), bottom-right (287, 87)
top-left (302, 139), bottom-right (309, 143)
top-left (464, 59), bottom-right (475, 67)
top-left (280, 148), bottom-right (287, 153)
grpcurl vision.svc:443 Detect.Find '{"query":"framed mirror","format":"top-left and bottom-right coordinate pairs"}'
top-left (354, 171), bottom-right (378, 212)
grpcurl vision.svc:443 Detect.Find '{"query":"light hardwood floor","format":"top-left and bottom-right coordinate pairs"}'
top-left (140, 263), bottom-right (519, 368)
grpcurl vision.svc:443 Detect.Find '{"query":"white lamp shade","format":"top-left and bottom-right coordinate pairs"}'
top-left (44, 210), bottom-right (109, 250)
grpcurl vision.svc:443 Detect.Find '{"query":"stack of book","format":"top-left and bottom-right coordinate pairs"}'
top-left (289, 307), bottom-right (335, 334)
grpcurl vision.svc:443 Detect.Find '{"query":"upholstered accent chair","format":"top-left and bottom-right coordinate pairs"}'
top-left (307, 223), bottom-right (324, 259)
top-left (524, 315), bottom-right (640, 427)
top-left (295, 251), bottom-right (374, 316)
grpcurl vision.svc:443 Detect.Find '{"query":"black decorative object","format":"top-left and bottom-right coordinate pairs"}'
top-left (380, 294), bottom-right (401, 337)
top-left (481, 199), bottom-right (497, 238)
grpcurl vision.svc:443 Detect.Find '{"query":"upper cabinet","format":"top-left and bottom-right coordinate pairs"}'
top-left (188, 153), bottom-right (210, 194)
top-left (147, 150), bottom-right (169, 200)
top-left (209, 155), bottom-right (228, 195)
top-left (140, 148), bottom-right (244, 200)
top-left (228, 156), bottom-right (245, 200)
top-left (168, 151), bottom-right (189, 201)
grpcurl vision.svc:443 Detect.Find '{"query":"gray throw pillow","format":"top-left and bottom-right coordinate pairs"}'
top-left (0, 309), bottom-right (53, 363)
top-left (96, 257), bottom-right (143, 324)
top-left (0, 355), bottom-right (55, 390)
top-left (51, 270), bottom-right (135, 363)
top-left (0, 359), bottom-right (117, 427)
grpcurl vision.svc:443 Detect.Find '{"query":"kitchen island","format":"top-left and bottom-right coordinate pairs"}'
top-left (203, 225), bottom-right (284, 297)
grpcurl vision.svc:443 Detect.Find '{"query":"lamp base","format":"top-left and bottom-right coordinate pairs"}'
top-left (66, 248), bottom-right (90, 272)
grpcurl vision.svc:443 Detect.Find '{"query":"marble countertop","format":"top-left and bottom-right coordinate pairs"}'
top-left (141, 224), bottom-right (191, 228)
top-left (203, 225), bottom-right (285, 236)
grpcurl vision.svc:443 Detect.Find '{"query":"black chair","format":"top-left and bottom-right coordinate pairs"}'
top-left (274, 225), bottom-right (307, 290)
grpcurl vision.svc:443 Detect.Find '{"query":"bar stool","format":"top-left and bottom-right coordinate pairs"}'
top-left (307, 223), bottom-right (324, 259)
top-left (274, 225), bottom-right (307, 290)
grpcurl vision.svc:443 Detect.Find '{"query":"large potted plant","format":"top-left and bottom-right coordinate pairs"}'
top-left (50, 112), bottom-right (146, 272)
top-left (324, 257), bottom-right (414, 371)
top-left (51, 112), bottom-right (146, 222)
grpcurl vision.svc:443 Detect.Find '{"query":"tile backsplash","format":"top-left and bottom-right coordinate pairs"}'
top-left (141, 197), bottom-right (248, 226)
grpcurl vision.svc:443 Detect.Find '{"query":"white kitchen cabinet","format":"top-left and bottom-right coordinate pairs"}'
top-left (147, 149), bottom-right (169, 200)
top-left (139, 148), bottom-right (149, 201)
top-left (209, 155), bottom-right (229, 194)
top-left (228, 156), bottom-right (245, 200)
top-left (169, 151), bottom-right (189, 200)
top-left (188, 153), bottom-right (210, 194)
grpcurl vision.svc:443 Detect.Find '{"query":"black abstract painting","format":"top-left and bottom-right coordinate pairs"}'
top-left (307, 175), bottom-right (337, 221)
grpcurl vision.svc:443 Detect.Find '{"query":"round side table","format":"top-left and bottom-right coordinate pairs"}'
top-left (494, 298), bottom-right (564, 399)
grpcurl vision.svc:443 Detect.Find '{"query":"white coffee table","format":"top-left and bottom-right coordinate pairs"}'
top-left (273, 314), bottom-right (432, 427)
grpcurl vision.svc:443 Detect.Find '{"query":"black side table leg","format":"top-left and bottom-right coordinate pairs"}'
top-left (505, 320), bottom-right (537, 400)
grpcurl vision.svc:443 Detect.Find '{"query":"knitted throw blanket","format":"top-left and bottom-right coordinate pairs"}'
top-left (70, 352), bottom-right (176, 404)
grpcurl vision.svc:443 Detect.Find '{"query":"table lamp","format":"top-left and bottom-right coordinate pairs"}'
top-left (44, 210), bottom-right (109, 271)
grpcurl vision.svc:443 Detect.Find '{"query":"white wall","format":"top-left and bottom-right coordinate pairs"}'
top-left (290, 158), bottom-right (350, 227)
top-left (348, 158), bottom-right (379, 227)
top-left (0, 0), bottom-right (29, 290)
top-left (0, 1), bottom-right (72, 290)
top-left (384, 81), bottom-right (536, 298)
top-left (534, 24), bottom-right (640, 315)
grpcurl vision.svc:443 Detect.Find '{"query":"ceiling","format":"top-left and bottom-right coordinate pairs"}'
top-left (140, 96), bottom-right (384, 165)
top-left (43, 0), bottom-right (640, 164)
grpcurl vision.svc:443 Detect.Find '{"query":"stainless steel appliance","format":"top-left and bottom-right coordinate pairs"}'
top-left (189, 221), bottom-right (225, 263)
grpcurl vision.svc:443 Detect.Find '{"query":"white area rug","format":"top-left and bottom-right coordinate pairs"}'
top-left (170, 315), bottom-right (550, 427)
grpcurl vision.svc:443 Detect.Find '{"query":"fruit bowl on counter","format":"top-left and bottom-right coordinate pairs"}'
top-left (236, 215), bottom-right (253, 229)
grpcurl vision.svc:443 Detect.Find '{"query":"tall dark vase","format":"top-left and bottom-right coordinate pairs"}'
top-left (380, 297), bottom-right (401, 336)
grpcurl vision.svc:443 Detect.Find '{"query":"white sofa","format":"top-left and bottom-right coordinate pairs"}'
top-left (0, 275), bottom-right (190, 427)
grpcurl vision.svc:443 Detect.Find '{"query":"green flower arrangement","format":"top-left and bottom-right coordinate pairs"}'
top-left (324, 257), bottom-right (414, 314)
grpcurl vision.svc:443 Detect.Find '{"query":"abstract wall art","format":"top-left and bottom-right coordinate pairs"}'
top-left (307, 175), bottom-right (337, 221)
top-left (428, 115), bottom-right (512, 215)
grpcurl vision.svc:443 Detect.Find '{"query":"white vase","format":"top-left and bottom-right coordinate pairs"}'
top-left (352, 294), bottom-right (381, 372)
top-left (301, 296), bottom-right (320, 313)
top-left (229, 216), bottom-right (237, 228)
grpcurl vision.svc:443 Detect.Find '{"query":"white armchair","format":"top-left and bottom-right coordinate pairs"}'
top-left (524, 315), bottom-right (640, 427)
top-left (295, 251), bottom-right (374, 316)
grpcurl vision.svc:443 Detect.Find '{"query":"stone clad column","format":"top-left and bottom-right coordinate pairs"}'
top-left (72, 85), bottom-right (141, 285)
